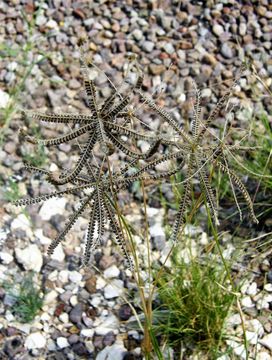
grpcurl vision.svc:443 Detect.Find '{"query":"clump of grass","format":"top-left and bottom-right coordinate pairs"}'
top-left (4, 272), bottom-right (44, 323)
top-left (154, 252), bottom-right (235, 358)
top-left (2, 177), bottom-right (21, 203)
top-left (20, 124), bottom-right (48, 168)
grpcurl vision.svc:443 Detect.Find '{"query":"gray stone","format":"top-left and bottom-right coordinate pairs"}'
top-left (96, 342), bottom-right (127, 360)
top-left (221, 43), bottom-right (235, 59)
top-left (142, 41), bottom-right (154, 53)
top-left (69, 304), bottom-right (84, 324)
top-left (164, 43), bottom-right (175, 55)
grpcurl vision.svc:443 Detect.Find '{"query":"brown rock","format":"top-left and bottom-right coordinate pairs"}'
top-left (202, 53), bottom-right (217, 66)
top-left (149, 64), bottom-right (165, 75)
top-left (85, 276), bottom-right (97, 294)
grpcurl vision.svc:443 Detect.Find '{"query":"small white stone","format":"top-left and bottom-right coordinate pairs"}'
top-left (56, 337), bottom-right (69, 349)
top-left (201, 88), bottom-right (212, 97)
top-left (226, 340), bottom-right (247, 359)
top-left (246, 319), bottom-right (264, 337)
top-left (15, 244), bottom-right (43, 272)
top-left (43, 290), bottom-right (58, 306)
top-left (264, 283), bottom-right (272, 292)
top-left (59, 313), bottom-right (69, 323)
top-left (70, 295), bottom-right (78, 306)
top-left (132, 29), bottom-right (143, 41)
top-left (35, 14), bottom-right (47, 26)
top-left (0, 90), bottom-right (10, 108)
top-left (199, 232), bottom-right (208, 245)
top-left (58, 270), bottom-right (69, 283)
top-left (34, 229), bottom-right (51, 245)
top-left (164, 43), bottom-right (175, 55)
top-left (0, 252), bottom-right (13, 264)
top-left (69, 271), bottom-right (82, 283)
top-left (51, 244), bottom-right (65, 262)
top-left (7, 61), bottom-right (18, 71)
top-left (90, 296), bottom-right (101, 307)
top-left (257, 294), bottom-right (272, 310)
top-left (212, 24), bottom-right (224, 36)
top-left (260, 333), bottom-right (272, 351)
top-left (47, 339), bottom-right (57, 351)
top-left (96, 276), bottom-right (106, 290)
top-left (246, 330), bottom-right (259, 345)
top-left (40, 313), bottom-right (51, 322)
top-left (11, 213), bottom-right (31, 232)
top-left (25, 332), bottom-right (46, 349)
top-left (246, 282), bottom-right (257, 296)
top-left (46, 19), bottom-right (58, 29)
top-left (96, 342), bottom-right (126, 360)
top-left (80, 329), bottom-right (94, 337)
top-left (241, 296), bottom-right (254, 308)
top-left (104, 265), bottom-right (120, 279)
top-left (256, 351), bottom-right (271, 360)
top-left (12, 323), bottom-right (31, 334)
top-left (39, 197), bottom-right (67, 221)
top-left (104, 279), bottom-right (124, 299)
top-left (226, 313), bottom-right (241, 327)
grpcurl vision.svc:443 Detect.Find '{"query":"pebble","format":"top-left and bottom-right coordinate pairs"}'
top-left (15, 244), bottom-right (43, 272)
top-left (212, 24), bottom-right (224, 36)
top-left (163, 43), bottom-right (175, 55)
top-left (241, 296), bottom-right (254, 308)
top-left (104, 279), bottom-right (124, 299)
top-left (69, 303), bottom-right (84, 324)
top-left (221, 42), bottom-right (235, 59)
top-left (39, 198), bottom-right (67, 221)
top-left (0, 251), bottom-right (13, 264)
top-left (96, 342), bottom-right (127, 360)
top-left (69, 271), bottom-right (82, 283)
top-left (149, 64), bottom-right (165, 75)
top-left (260, 333), bottom-right (272, 351)
top-left (56, 337), bottom-right (70, 349)
top-left (264, 284), bottom-right (272, 292)
top-left (142, 41), bottom-right (155, 53)
top-left (25, 332), bottom-right (46, 349)
top-left (246, 282), bottom-right (258, 296)
top-left (132, 29), bottom-right (143, 41)
top-left (104, 265), bottom-right (120, 279)
top-left (80, 329), bottom-right (94, 337)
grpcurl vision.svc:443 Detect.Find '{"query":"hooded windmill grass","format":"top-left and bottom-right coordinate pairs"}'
top-left (15, 44), bottom-right (259, 266)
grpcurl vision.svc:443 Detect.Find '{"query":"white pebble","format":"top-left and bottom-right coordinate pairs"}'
top-left (241, 296), bottom-right (254, 308)
top-left (104, 280), bottom-right (124, 299)
top-left (0, 252), bottom-right (13, 264)
top-left (246, 282), bottom-right (258, 296)
top-left (0, 90), bottom-right (10, 108)
top-left (80, 329), bottom-right (94, 337)
top-left (264, 283), bottom-right (272, 292)
top-left (69, 271), bottom-right (82, 283)
top-left (56, 337), bottom-right (69, 349)
top-left (25, 332), bottom-right (46, 349)
top-left (39, 198), bottom-right (67, 221)
top-left (260, 333), bottom-right (272, 351)
top-left (15, 244), bottom-right (43, 272)
top-left (104, 265), bottom-right (120, 279)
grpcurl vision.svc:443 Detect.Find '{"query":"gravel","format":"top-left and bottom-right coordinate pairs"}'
top-left (1, 0), bottom-right (272, 358)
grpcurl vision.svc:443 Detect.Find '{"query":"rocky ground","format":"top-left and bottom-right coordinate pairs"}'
top-left (0, 0), bottom-right (272, 359)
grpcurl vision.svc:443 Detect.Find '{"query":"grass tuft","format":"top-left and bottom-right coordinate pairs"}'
top-left (3, 272), bottom-right (44, 323)
top-left (154, 251), bottom-right (235, 358)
